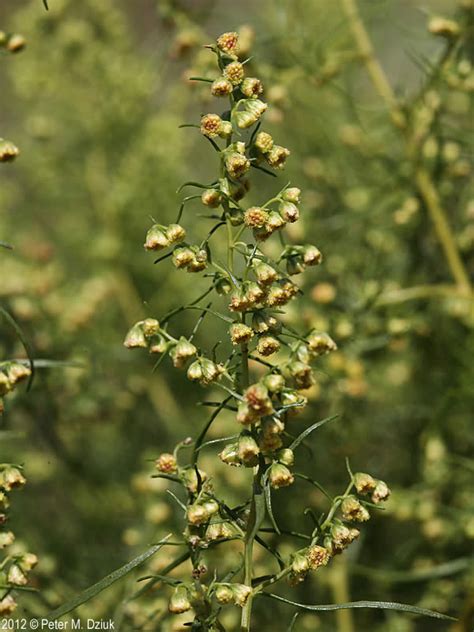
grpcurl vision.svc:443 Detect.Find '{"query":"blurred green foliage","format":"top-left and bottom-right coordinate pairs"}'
top-left (0, 0), bottom-right (473, 630)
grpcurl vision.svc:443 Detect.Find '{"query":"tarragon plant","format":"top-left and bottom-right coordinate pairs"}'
top-left (124, 31), bottom-right (451, 632)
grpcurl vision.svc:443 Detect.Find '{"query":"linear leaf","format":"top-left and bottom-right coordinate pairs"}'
top-left (0, 306), bottom-right (35, 389)
top-left (289, 415), bottom-right (338, 451)
top-left (259, 593), bottom-right (456, 621)
top-left (48, 536), bottom-right (171, 619)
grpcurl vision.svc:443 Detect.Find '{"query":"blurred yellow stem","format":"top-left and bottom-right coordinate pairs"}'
top-left (341, 0), bottom-right (472, 294)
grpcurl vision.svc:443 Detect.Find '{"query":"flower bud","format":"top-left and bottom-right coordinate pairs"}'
top-left (284, 361), bottom-right (315, 390)
top-left (244, 383), bottom-right (273, 415)
top-left (291, 552), bottom-right (309, 575)
top-left (234, 110), bottom-right (259, 129)
top-left (268, 463), bottom-right (294, 489)
top-left (217, 32), bottom-right (239, 57)
top-left (232, 584), bottom-right (252, 607)
top-left (202, 498), bottom-right (219, 517)
top-left (372, 480), bottom-right (391, 504)
top-left (229, 289), bottom-right (249, 312)
top-left (7, 565), bottom-right (27, 586)
top-left (307, 331), bottom-right (337, 355)
top-left (330, 524), bottom-right (360, 552)
top-left (5, 34), bottom-right (26, 53)
top-left (200, 113), bottom-right (224, 137)
top-left (187, 503), bottom-right (209, 526)
top-left (252, 312), bottom-right (281, 334)
top-left (254, 131), bottom-right (274, 154)
top-left (224, 61), bottom-right (245, 85)
top-left (172, 245), bottom-right (194, 269)
top-left (220, 121), bottom-right (233, 138)
top-left (244, 281), bottom-right (265, 305)
top-left (169, 586), bottom-right (192, 614)
top-left (428, 17), bottom-right (461, 38)
top-left (206, 521), bottom-right (235, 541)
top-left (263, 373), bottom-right (285, 393)
top-left (0, 139), bottom-right (19, 162)
top-left (0, 532), bottom-right (15, 549)
top-left (215, 275), bottom-right (233, 295)
top-left (201, 188), bottom-right (222, 207)
top-left (144, 224), bottom-right (170, 251)
top-left (0, 595), bottom-right (16, 615)
top-left (265, 211), bottom-right (286, 232)
top-left (266, 145), bottom-right (290, 169)
top-left (211, 78), bottom-right (234, 97)
top-left (256, 335), bottom-right (280, 356)
top-left (230, 323), bottom-right (254, 344)
top-left (303, 245), bottom-right (322, 266)
top-left (1, 466), bottom-right (26, 491)
top-left (253, 261), bottom-right (278, 285)
top-left (219, 443), bottom-right (241, 466)
top-left (307, 545), bottom-right (330, 570)
top-left (187, 358), bottom-right (220, 385)
top-left (215, 584), bottom-right (234, 604)
top-left (341, 496), bottom-right (370, 522)
top-left (277, 448), bottom-right (294, 466)
top-left (237, 434), bottom-right (260, 466)
top-left (170, 337), bottom-right (197, 368)
top-left (282, 187), bottom-right (301, 203)
top-left (286, 256), bottom-right (305, 276)
top-left (166, 223), bottom-right (186, 244)
top-left (6, 363), bottom-right (31, 386)
top-left (149, 333), bottom-right (168, 354)
top-left (281, 390), bottom-right (307, 414)
top-left (241, 77), bottom-right (263, 98)
top-left (279, 201), bottom-right (299, 223)
top-left (225, 151), bottom-right (250, 178)
top-left (183, 468), bottom-right (208, 493)
top-left (155, 453), bottom-right (177, 474)
top-left (245, 99), bottom-right (267, 118)
top-left (236, 401), bottom-right (258, 426)
top-left (141, 318), bottom-right (160, 337)
top-left (188, 248), bottom-right (208, 272)
top-left (353, 472), bottom-right (376, 495)
top-left (244, 207), bottom-right (269, 228)
top-left (259, 433), bottom-right (283, 452)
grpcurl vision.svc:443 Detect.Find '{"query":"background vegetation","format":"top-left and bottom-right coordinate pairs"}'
top-left (0, 0), bottom-right (472, 630)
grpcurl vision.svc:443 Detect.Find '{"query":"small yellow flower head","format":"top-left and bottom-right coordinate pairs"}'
top-left (230, 323), bottom-right (254, 345)
top-left (0, 595), bottom-right (17, 616)
top-left (372, 479), bottom-right (391, 504)
top-left (244, 207), bottom-right (269, 229)
top-left (141, 318), bottom-right (160, 337)
top-left (225, 152), bottom-right (250, 178)
top-left (0, 139), bottom-right (20, 162)
top-left (236, 401), bottom-right (258, 426)
top-left (155, 453), bottom-right (177, 474)
top-left (169, 586), bottom-right (192, 614)
top-left (170, 337), bottom-right (197, 368)
top-left (172, 246), bottom-right (194, 269)
top-left (186, 503), bottom-right (209, 526)
top-left (341, 496), bottom-right (370, 522)
top-left (279, 201), bottom-right (299, 223)
top-left (217, 32), bottom-right (240, 57)
top-left (206, 521), bottom-right (235, 541)
top-left (237, 434), bottom-right (260, 466)
top-left (18, 553), bottom-right (38, 572)
top-left (0, 375), bottom-right (11, 397)
top-left (303, 245), bottom-right (322, 266)
top-left (282, 187), bottom-right (301, 203)
top-left (263, 373), bottom-right (285, 393)
top-left (219, 442), bottom-right (241, 466)
top-left (277, 448), bottom-right (294, 466)
top-left (229, 289), bottom-right (250, 312)
top-left (244, 281), bottom-right (265, 305)
top-left (244, 383), bottom-right (274, 415)
top-left (232, 584), bottom-right (252, 607)
top-left (307, 331), bottom-right (337, 355)
top-left (1, 466), bottom-right (26, 491)
top-left (201, 188), bottom-right (222, 207)
top-left (6, 363), bottom-right (31, 386)
top-left (254, 131), bottom-right (274, 154)
top-left (307, 545), bottom-right (331, 570)
top-left (188, 248), bottom-right (208, 273)
top-left (224, 61), bottom-right (245, 85)
top-left (7, 565), bottom-right (27, 587)
top-left (200, 113), bottom-right (223, 138)
top-left (0, 531), bottom-right (15, 549)
top-left (291, 552), bottom-right (309, 575)
top-left (5, 34), bottom-right (26, 53)
top-left (353, 472), bottom-right (377, 495)
top-left (285, 361), bottom-right (315, 390)
top-left (330, 524), bottom-right (360, 552)
top-left (256, 335), bottom-right (281, 356)
top-left (428, 17), bottom-right (461, 38)
top-left (215, 584), bottom-right (234, 604)
top-left (211, 77), bottom-right (234, 97)
top-left (246, 99), bottom-right (267, 118)
top-left (253, 261), bottom-right (278, 285)
top-left (266, 145), bottom-right (290, 169)
top-left (220, 121), bottom-right (233, 138)
top-left (269, 462), bottom-right (294, 489)
top-left (187, 358), bottom-right (220, 385)
top-left (144, 224), bottom-right (169, 251)
top-left (241, 77), bottom-right (263, 98)
top-left (166, 223), bottom-right (186, 244)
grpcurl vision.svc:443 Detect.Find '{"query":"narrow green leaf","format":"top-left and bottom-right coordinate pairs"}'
top-left (42, 0), bottom-right (49, 9)
top-left (188, 76), bottom-right (214, 83)
top-left (263, 473), bottom-right (281, 535)
top-left (0, 241), bottom-right (13, 250)
top-left (259, 593), bottom-right (456, 621)
top-left (289, 415), bottom-right (338, 451)
top-left (287, 612), bottom-right (299, 631)
top-left (48, 536), bottom-right (171, 619)
top-left (0, 306), bottom-right (35, 389)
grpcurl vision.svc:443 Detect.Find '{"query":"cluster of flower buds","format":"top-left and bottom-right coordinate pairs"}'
top-left (0, 362), bottom-right (31, 415)
top-left (0, 465), bottom-right (37, 615)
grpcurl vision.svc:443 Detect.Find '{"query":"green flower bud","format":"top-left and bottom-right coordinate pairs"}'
top-left (0, 139), bottom-right (20, 162)
top-left (266, 145), bottom-right (290, 169)
top-left (268, 463), bottom-right (294, 489)
top-left (236, 401), bottom-right (258, 425)
top-left (428, 17), bottom-right (461, 38)
top-left (353, 472), bottom-right (377, 495)
top-left (165, 223), bottom-right (186, 244)
top-left (169, 585), bottom-right (192, 614)
top-left (277, 448), bottom-right (294, 466)
top-left (254, 131), bottom-right (274, 154)
top-left (341, 496), bottom-right (370, 522)
top-left (303, 244), bottom-right (322, 266)
top-left (232, 584), bottom-right (252, 607)
top-left (7, 565), bottom-right (27, 587)
top-left (0, 532), bottom-right (15, 549)
top-left (307, 331), bottom-right (337, 355)
top-left (291, 552), bottom-right (309, 575)
top-left (241, 77), bottom-right (263, 98)
top-left (256, 335), bottom-right (280, 356)
top-left (252, 312), bottom-right (281, 334)
top-left (372, 480), bottom-right (391, 504)
top-left (215, 275), bottom-right (233, 295)
top-left (201, 188), bottom-right (222, 207)
top-left (253, 261), bottom-right (278, 285)
top-left (172, 245), bottom-right (195, 269)
top-left (237, 434), bottom-right (260, 466)
top-left (219, 443), bottom-right (241, 466)
top-left (282, 187), bottom-right (301, 203)
top-left (244, 383), bottom-right (273, 415)
top-left (170, 337), bottom-right (197, 368)
top-left (186, 503), bottom-right (209, 526)
top-left (1, 466), bottom-right (26, 491)
top-left (0, 595), bottom-right (17, 615)
top-left (279, 201), bottom-right (299, 223)
top-left (144, 224), bottom-right (170, 251)
top-left (149, 332), bottom-right (168, 354)
top-left (263, 373), bottom-right (285, 393)
top-left (215, 584), bottom-right (234, 604)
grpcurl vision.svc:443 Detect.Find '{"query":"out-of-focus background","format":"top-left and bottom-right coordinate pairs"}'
top-left (0, 0), bottom-right (473, 630)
